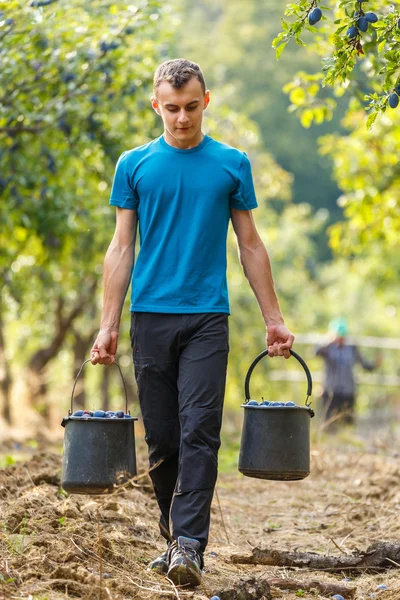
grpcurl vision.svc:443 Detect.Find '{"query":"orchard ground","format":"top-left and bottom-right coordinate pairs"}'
top-left (0, 419), bottom-right (399, 600)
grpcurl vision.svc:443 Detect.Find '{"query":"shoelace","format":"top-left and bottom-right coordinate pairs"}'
top-left (172, 543), bottom-right (198, 563)
top-left (181, 545), bottom-right (198, 562)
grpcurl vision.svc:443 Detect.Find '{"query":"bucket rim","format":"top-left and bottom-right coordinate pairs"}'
top-left (241, 403), bottom-right (313, 413)
top-left (62, 415), bottom-right (139, 422)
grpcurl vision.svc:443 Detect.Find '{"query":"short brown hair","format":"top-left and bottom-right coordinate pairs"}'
top-left (153, 59), bottom-right (206, 95)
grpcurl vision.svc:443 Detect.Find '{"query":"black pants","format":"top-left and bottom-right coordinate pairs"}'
top-left (322, 391), bottom-right (355, 425)
top-left (130, 312), bottom-right (229, 552)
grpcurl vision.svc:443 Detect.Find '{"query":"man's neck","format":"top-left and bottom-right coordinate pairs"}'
top-left (163, 129), bottom-right (205, 150)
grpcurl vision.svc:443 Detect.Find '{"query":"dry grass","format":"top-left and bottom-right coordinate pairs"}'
top-left (0, 428), bottom-right (399, 600)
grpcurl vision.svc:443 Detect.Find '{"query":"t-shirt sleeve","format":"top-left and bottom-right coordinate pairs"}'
top-left (109, 151), bottom-right (139, 209)
top-left (229, 152), bottom-right (258, 210)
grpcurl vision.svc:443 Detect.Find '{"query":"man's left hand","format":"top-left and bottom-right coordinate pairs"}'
top-left (266, 324), bottom-right (295, 359)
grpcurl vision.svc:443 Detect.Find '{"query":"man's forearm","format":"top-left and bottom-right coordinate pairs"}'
top-left (100, 236), bottom-right (135, 332)
top-left (239, 240), bottom-right (284, 327)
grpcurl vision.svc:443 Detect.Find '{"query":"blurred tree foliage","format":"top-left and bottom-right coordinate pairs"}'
top-left (319, 108), bottom-right (400, 281)
top-left (274, 1), bottom-right (400, 284)
top-left (0, 1), bottom-right (397, 430)
top-left (0, 0), bottom-right (166, 420)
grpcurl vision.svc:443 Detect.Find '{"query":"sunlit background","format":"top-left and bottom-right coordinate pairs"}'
top-left (1, 0), bottom-right (399, 456)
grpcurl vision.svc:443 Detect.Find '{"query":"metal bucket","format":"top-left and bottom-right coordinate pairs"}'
top-left (238, 349), bottom-right (314, 481)
top-left (61, 360), bottom-right (138, 495)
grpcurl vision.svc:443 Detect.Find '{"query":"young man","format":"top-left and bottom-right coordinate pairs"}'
top-left (91, 59), bottom-right (294, 587)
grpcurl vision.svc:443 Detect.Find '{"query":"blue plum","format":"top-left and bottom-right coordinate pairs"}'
top-left (347, 25), bottom-right (358, 38)
top-left (270, 401), bottom-right (283, 406)
top-left (93, 410), bottom-right (106, 418)
top-left (62, 73), bottom-right (76, 83)
top-left (389, 93), bottom-right (399, 109)
top-left (210, 597), bottom-right (221, 600)
top-left (395, 84), bottom-right (400, 95)
top-left (357, 17), bottom-right (368, 32)
top-left (124, 414), bottom-right (132, 418)
top-left (73, 410), bottom-right (84, 416)
top-left (247, 400), bottom-right (259, 406)
top-left (332, 595), bottom-right (345, 600)
top-left (285, 401), bottom-right (296, 406)
top-left (308, 7), bottom-right (322, 26)
top-left (260, 401), bottom-right (271, 406)
top-left (365, 12), bottom-right (378, 23)
top-left (116, 410), bottom-right (125, 418)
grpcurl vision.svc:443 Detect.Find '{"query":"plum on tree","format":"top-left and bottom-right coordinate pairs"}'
top-left (388, 93), bottom-right (399, 109)
top-left (308, 7), bottom-right (322, 26)
top-left (365, 12), bottom-right (378, 23)
top-left (357, 17), bottom-right (368, 32)
top-left (347, 25), bottom-right (359, 38)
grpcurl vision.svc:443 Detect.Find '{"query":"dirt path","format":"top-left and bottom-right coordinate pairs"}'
top-left (0, 436), bottom-right (399, 600)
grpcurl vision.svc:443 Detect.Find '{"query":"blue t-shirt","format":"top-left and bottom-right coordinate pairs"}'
top-left (109, 134), bottom-right (258, 314)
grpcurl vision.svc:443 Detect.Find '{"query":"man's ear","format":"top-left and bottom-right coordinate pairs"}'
top-left (204, 90), bottom-right (210, 110)
top-left (151, 97), bottom-right (161, 115)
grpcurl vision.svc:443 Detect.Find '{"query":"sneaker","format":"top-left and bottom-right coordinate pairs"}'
top-left (167, 536), bottom-right (203, 587)
top-left (148, 548), bottom-right (169, 574)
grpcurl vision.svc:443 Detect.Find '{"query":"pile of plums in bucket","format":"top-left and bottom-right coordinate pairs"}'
top-left (71, 410), bottom-right (133, 418)
top-left (246, 400), bottom-right (297, 407)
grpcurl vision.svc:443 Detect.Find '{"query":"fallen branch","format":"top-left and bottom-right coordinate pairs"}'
top-left (231, 541), bottom-right (400, 573)
top-left (215, 577), bottom-right (271, 600)
top-left (268, 577), bottom-right (355, 598)
top-left (213, 575), bottom-right (357, 600)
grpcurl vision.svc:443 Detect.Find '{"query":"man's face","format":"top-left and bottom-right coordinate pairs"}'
top-left (152, 77), bottom-right (210, 145)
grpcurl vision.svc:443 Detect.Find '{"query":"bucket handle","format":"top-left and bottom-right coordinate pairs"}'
top-left (69, 359), bottom-right (129, 416)
top-left (244, 349), bottom-right (313, 407)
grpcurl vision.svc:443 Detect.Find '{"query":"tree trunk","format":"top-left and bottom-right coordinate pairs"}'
top-left (27, 279), bottom-right (97, 421)
top-left (72, 330), bottom-right (97, 410)
top-left (0, 299), bottom-right (12, 423)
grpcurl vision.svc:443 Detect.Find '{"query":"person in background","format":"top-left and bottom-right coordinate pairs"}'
top-left (316, 318), bottom-right (381, 426)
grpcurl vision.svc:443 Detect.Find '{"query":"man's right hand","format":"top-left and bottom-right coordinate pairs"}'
top-left (90, 329), bottom-right (119, 365)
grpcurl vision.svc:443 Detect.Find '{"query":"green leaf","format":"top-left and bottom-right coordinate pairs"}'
top-left (300, 109), bottom-right (314, 128)
top-left (276, 41), bottom-right (288, 59)
top-left (366, 111), bottom-right (378, 129)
